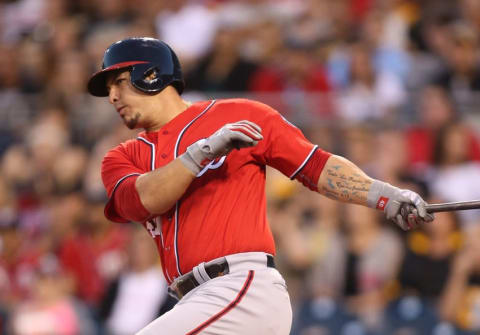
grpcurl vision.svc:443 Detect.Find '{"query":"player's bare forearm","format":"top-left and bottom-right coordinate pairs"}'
top-left (136, 158), bottom-right (196, 215)
top-left (317, 155), bottom-right (373, 206)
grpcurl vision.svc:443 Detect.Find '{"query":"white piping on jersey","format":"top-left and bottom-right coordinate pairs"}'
top-left (289, 145), bottom-right (318, 180)
top-left (174, 100), bottom-right (216, 160)
top-left (173, 100), bottom-right (216, 276)
top-left (137, 137), bottom-right (156, 171)
top-left (112, 173), bottom-right (141, 193)
top-left (137, 136), bottom-right (172, 282)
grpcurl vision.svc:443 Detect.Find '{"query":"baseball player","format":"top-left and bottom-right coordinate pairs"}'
top-left (87, 37), bottom-right (434, 335)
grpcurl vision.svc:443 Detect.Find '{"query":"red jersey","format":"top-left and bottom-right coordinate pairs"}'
top-left (101, 99), bottom-right (326, 283)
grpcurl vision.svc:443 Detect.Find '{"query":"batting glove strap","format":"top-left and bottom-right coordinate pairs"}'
top-left (179, 149), bottom-right (203, 175)
top-left (180, 138), bottom-right (220, 174)
top-left (367, 180), bottom-right (398, 210)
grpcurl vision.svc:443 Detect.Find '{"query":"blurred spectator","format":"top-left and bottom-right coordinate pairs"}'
top-left (1, 143), bottom-right (50, 239)
top-left (429, 122), bottom-right (480, 226)
top-left (54, 194), bottom-right (130, 309)
top-left (304, 198), bottom-right (345, 300)
top-left (86, 0), bottom-right (132, 35)
top-left (185, 24), bottom-right (259, 93)
top-left (460, 0), bottom-right (480, 32)
top-left (41, 0), bottom-right (73, 24)
top-left (126, 0), bottom-right (164, 24)
top-left (0, 44), bottom-right (33, 150)
top-left (269, 186), bottom-right (345, 301)
top-left (1, 145), bottom-right (34, 196)
top-left (18, 38), bottom-right (50, 95)
top-left (0, 175), bottom-right (16, 228)
top-left (374, 128), bottom-right (412, 182)
top-left (397, 209), bottom-right (462, 300)
top-left (99, 226), bottom-right (174, 335)
top-left (268, 181), bottom-right (352, 335)
top-left (25, 108), bottom-right (70, 199)
top-left (360, 6), bottom-right (411, 80)
top-left (372, 128), bottom-right (431, 211)
top-left (46, 16), bottom-right (85, 61)
top-left (51, 146), bottom-right (88, 195)
top-left (155, 0), bottom-right (218, 72)
top-left (10, 261), bottom-right (96, 335)
top-left (47, 50), bottom-right (90, 110)
top-left (124, 18), bottom-right (157, 39)
top-left (336, 42), bottom-right (406, 123)
top-left (341, 204), bottom-right (403, 331)
top-left (384, 209), bottom-right (465, 335)
top-left (250, 40), bottom-right (331, 93)
top-left (340, 124), bottom-right (375, 174)
top-left (439, 223), bottom-right (480, 333)
top-left (241, 18), bottom-right (284, 67)
top-left (406, 17), bottom-right (451, 95)
top-left (0, 221), bottom-right (40, 305)
top-left (0, 0), bottom-right (46, 43)
top-left (249, 38), bottom-right (333, 122)
top-left (433, 22), bottom-right (480, 116)
top-left (405, 85), bottom-right (472, 172)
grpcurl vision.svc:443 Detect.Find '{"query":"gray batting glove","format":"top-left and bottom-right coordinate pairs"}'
top-left (367, 180), bottom-right (435, 230)
top-left (180, 120), bottom-right (263, 175)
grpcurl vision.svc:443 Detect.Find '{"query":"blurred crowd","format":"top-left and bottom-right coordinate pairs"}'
top-left (1, 0), bottom-right (480, 334)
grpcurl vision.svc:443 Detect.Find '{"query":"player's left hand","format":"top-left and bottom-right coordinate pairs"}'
top-left (368, 180), bottom-right (435, 230)
top-left (205, 120), bottom-right (263, 156)
top-left (180, 120), bottom-right (263, 174)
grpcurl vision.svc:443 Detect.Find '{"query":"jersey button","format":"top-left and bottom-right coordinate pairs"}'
top-left (161, 153), bottom-right (167, 159)
top-left (162, 130), bottom-right (169, 135)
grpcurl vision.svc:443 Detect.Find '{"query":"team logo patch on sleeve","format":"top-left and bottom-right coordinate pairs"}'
top-left (376, 197), bottom-right (389, 210)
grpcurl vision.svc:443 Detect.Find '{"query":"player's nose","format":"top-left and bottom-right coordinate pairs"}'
top-left (108, 86), bottom-right (119, 104)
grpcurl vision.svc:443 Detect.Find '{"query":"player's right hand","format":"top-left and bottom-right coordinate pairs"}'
top-left (367, 180), bottom-right (434, 230)
top-left (180, 120), bottom-right (263, 174)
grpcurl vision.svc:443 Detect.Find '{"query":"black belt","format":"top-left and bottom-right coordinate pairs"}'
top-left (170, 255), bottom-right (275, 300)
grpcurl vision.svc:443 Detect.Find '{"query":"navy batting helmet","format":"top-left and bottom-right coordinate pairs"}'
top-left (87, 37), bottom-right (184, 97)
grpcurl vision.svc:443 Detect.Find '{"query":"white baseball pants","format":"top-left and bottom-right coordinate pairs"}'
top-left (136, 252), bottom-right (292, 335)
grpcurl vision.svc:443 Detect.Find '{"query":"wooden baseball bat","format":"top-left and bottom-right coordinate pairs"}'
top-left (425, 200), bottom-right (480, 213)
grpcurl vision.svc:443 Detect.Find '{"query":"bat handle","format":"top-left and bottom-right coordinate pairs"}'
top-left (425, 200), bottom-right (480, 213)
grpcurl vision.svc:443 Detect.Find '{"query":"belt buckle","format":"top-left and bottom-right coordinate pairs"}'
top-left (169, 276), bottom-right (188, 300)
top-left (206, 258), bottom-right (229, 278)
top-left (168, 286), bottom-right (180, 300)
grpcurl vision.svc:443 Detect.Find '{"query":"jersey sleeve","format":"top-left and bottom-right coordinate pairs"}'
top-left (101, 143), bottom-right (150, 223)
top-left (251, 102), bottom-right (331, 182)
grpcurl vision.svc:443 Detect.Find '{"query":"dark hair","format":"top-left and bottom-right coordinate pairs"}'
top-left (432, 122), bottom-right (467, 166)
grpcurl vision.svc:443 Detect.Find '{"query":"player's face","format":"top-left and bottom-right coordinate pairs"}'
top-left (106, 70), bottom-right (149, 129)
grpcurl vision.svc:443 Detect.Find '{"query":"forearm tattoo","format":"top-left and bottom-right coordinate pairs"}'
top-left (320, 165), bottom-right (372, 204)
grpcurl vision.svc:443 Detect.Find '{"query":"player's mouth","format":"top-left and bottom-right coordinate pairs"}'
top-left (116, 105), bottom-right (127, 115)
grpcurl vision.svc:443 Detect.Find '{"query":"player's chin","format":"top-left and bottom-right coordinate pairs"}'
top-left (125, 120), bottom-right (137, 129)
top-left (124, 114), bottom-right (140, 129)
